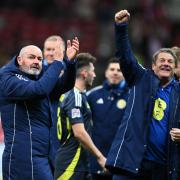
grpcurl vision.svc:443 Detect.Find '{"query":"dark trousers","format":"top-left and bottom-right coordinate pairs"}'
top-left (91, 173), bottom-right (112, 180)
top-left (113, 159), bottom-right (168, 180)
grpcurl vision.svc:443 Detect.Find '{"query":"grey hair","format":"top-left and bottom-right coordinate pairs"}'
top-left (152, 48), bottom-right (177, 66)
top-left (19, 45), bottom-right (42, 57)
top-left (44, 35), bottom-right (65, 50)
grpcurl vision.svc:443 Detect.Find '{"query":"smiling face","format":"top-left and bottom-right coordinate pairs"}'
top-left (152, 52), bottom-right (176, 84)
top-left (105, 62), bottom-right (124, 85)
top-left (43, 36), bottom-right (65, 64)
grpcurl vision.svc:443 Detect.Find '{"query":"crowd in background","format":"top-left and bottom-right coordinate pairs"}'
top-left (0, 0), bottom-right (180, 180)
top-left (0, 0), bottom-right (180, 85)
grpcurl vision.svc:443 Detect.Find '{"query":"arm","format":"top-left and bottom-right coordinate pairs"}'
top-left (114, 10), bottom-right (145, 86)
top-left (65, 92), bottom-right (106, 171)
top-left (72, 123), bottom-right (106, 170)
top-left (0, 60), bottom-right (64, 100)
top-left (51, 37), bottom-right (79, 98)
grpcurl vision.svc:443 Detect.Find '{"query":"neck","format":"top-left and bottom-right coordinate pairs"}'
top-left (160, 78), bottom-right (173, 88)
top-left (75, 78), bottom-right (86, 92)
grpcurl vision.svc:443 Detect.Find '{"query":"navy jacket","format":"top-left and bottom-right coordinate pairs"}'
top-left (45, 58), bottom-right (77, 169)
top-left (105, 23), bottom-right (180, 180)
top-left (87, 80), bottom-right (129, 173)
top-left (0, 56), bottom-right (74, 180)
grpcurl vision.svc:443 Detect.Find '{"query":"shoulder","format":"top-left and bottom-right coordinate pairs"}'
top-left (86, 85), bottom-right (103, 96)
top-left (63, 88), bottom-right (83, 107)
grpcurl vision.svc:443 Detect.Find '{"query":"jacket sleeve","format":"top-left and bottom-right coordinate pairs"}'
top-left (50, 58), bottom-right (77, 99)
top-left (0, 60), bottom-right (64, 100)
top-left (115, 23), bottom-right (146, 87)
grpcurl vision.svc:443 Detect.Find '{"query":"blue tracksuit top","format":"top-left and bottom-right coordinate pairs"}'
top-left (105, 23), bottom-right (180, 180)
top-left (0, 56), bottom-right (73, 180)
top-left (87, 80), bottom-right (129, 173)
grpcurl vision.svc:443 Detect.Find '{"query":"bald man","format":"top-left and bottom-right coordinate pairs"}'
top-left (0, 45), bottom-right (67, 180)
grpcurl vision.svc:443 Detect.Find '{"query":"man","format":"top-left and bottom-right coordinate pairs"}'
top-left (87, 57), bottom-right (129, 180)
top-left (105, 10), bottom-right (180, 180)
top-left (43, 35), bottom-right (79, 169)
top-left (54, 53), bottom-right (106, 180)
top-left (172, 46), bottom-right (180, 81)
top-left (0, 42), bottom-right (78, 179)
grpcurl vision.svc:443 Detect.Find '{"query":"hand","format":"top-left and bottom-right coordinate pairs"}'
top-left (66, 37), bottom-right (79, 61)
top-left (115, 9), bottom-right (130, 24)
top-left (170, 128), bottom-right (180, 142)
top-left (97, 155), bottom-right (108, 173)
top-left (53, 45), bottom-right (64, 62)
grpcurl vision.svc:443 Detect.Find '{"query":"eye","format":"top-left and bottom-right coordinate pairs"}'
top-left (168, 59), bottom-right (174, 64)
top-left (160, 59), bottom-right (165, 63)
top-left (38, 57), bottom-right (43, 62)
top-left (28, 55), bottom-right (35, 59)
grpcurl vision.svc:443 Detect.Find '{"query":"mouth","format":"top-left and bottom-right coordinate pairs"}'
top-left (31, 66), bottom-right (39, 70)
top-left (160, 66), bottom-right (171, 72)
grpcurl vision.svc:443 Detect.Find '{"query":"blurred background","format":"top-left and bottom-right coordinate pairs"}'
top-left (0, 0), bottom-right (180, 179)
top-left (0, 0), bottom-right (180, 85)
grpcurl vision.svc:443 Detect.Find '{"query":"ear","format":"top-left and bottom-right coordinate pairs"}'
top-left (81, 69), bottom-right (87, 78)
top-left (17, 56), bottom-right (22, 66)
top-left (152, 63), bottom-right (155, 71)
top-left (105, 70), bottom-right (108, 78)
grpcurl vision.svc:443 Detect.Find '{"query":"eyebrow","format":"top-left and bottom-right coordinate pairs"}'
top-left (27, 54), bottom-right (43, 59)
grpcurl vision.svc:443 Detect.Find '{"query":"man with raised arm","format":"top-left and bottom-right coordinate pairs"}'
top-left (106, 10), bottom-right (180, 180)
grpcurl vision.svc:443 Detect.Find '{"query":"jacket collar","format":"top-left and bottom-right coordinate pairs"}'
top-left (1, 55), bottom-right (42, 80)
top-left (103, 80), bottom-right (127, 96)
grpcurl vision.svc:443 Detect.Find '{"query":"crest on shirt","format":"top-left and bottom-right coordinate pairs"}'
top-left (153, 98), bottom-right (166, 121)
top-left (71, 108), bottom-right (81, 118)
top-left (96, 98), bottom-right (104, 104)
top-left (117, 99), bottom-right (126, 109)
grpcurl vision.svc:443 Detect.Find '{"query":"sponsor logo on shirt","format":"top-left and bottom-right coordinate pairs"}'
top-left (15, 74), bottom-right (29, 81)
top-left (96, 98), bottom-right (104, 104)
top-left (153, 98), bottom-right (166, 121)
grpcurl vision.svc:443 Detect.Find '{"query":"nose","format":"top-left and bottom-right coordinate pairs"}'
top-left (48, 49), bottom-right (54, 56)
top-left (33, 57), bottom-right (40, 64)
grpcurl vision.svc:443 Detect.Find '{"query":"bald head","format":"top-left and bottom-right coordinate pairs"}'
top-left (19, 45), bottom-right (43, 57)
top-left (17, 45), bottom-right (43, 76)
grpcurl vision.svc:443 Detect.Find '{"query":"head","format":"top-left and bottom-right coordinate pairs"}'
top-left (76, 53), bottom-right (96, 88)
top-left (43, 35), bottom-right (65, 64)
top-left (17, 45), bottom-right (43, 75)
top-left (152, 48), bottom-right (177, 84)
top-left (105, 57), bottom-right (124, 85)
top-left (172, 46), bottom-right (180, 81)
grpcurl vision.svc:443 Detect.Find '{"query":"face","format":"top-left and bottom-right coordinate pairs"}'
top-left (18, 46), bottom-right (43, 75)
top-left (84, 62), bottom-right (96, 88)
top-left (43, 40), bottom-right (65, 64)
top-left (152, 52), bottom-right (176, 82)
top-left (105, 63), bottom-right (124, 85)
